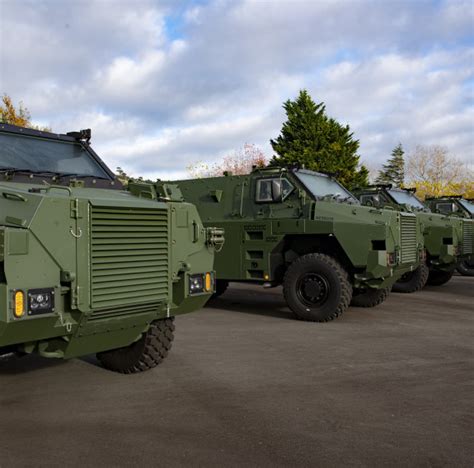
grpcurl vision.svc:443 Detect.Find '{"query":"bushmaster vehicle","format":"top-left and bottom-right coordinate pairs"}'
top-left (355, 186), bottom-right (471, 289)
top-left (170, 167), bottom-right (423, 322)
top-left (0, 124), bottom-right (223, 373)
top-left (425, 196), bottom-right (474, 276)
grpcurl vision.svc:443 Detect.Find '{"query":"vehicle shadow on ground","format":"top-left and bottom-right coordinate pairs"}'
top-left (0, 354), bottom-right (65, 375)
top-left (79, 354), bottom-right (103, 369)
top-left (0, 353), bottom-right (104, 374)
top-left (205, 291), bottom-right (295, 320)
top-left (423, 283), bottom-right (474, 296)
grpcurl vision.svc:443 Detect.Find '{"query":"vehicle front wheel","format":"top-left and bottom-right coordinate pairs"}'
top-left (392, 263), bottom-right (429, 293)
top-left (97, 318), bottom-right (175, 374)
top-left (427, 269), bottom-right (454, 286)
top-left (283, 253), bottom-right (352, 322)
top-left (350, 287), bottom-right (390, 308)
top-left (456, 260), bottom-right (474, 277)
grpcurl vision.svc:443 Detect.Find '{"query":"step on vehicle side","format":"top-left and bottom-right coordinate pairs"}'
top-left (167, 167), bottom-right (423, 322)
top-left (0, 124), bottom-right (223, 373)
top-left (354, 186), bottom-right (468, 289)
top-left (425, 196), bottom-right (474, 276)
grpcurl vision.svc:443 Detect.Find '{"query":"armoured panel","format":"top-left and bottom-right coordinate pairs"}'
top-left (463, 220), bottom-right (473, 254)
top-left (90, 206), bottom-right (169, 310)
top-left (400, 213), bottom-right (417, 264)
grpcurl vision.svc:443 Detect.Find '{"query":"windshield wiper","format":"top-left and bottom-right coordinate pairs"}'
top-left (0, 168), bottom-right (109, 180)
top-left (58, 173), bottom-right (111, 180)
top-left (0, 167), bottom-right (62, 177)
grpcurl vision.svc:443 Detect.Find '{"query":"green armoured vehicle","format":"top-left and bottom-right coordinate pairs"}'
top-left (0, 123), bottom-right (223, 373)
top-left (425, 196), bottom-right (474, 276)
top-left (354, 186), bottom-right (469, 289)
top-left (169, 167), bottom-right (424, 322)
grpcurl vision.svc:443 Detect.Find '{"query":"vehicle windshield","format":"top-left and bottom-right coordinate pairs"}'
top-left (294, 171), bottom-right (358, 202)
top-left (0, 132), bottom-right (111, 179)
top-left (459, 199), bottom-right (474, 215)
top-left (388, 190), bottom-right (426, 210)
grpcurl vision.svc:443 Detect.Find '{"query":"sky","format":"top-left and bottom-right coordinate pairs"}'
top-left (0, 0), bottom-right (473, 180)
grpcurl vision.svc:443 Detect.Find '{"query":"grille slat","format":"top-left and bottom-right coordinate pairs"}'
top-left (463, 220), bottom-right (473, 254)
top-left (91, 260), bottom-right (168, 270)
top-left (90, 206), bottom-right (169, 311)
top-left (400, 213), bottom-right (418, 264)
top-left (93, 268), bottom-right (168, 280)
top-left (89, 303), bottom-right (159, 321)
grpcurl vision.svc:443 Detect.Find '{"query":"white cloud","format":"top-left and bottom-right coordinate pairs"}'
top-left (0, 0), bottom-right (472, 180)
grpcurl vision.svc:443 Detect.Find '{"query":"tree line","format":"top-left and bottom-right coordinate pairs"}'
top-left (188, 90), bottom-right (473, 198)
top-left (1, 92), bottom-right (472, 198)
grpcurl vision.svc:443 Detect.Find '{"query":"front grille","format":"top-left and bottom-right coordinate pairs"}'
top-left (400, 213), bottom-right (417, 264)
top-left (90, 206), bottom-right (169, 310)
top-left (463, 220), bottom-right (473, 254)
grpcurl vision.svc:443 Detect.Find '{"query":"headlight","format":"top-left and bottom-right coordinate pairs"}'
top-left (189, 273), bottom-right (214, 295)
top-left (27, 288), bottom-right (55, 316)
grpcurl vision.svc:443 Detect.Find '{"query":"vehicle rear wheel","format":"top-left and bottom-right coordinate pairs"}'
top-left (283, 253), bottom-right (352, 322)
top-left (392, 263), bottom-right (429, 293)
top-left (212, 280), bottom-right (229, 298)
top-left (456, 260), bottom-right (474, 277)
top-left (427, 269), bottom-right (454, 286)
top-left (350, 287), bottom-right (390, 308)
top-left (97, 318), bottom-right (174, 374)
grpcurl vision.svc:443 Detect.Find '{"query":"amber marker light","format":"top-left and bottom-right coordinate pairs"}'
top-left (14, 290), bottom-right (25, 318)
top-left (205, 273), bottom-right (212, 292)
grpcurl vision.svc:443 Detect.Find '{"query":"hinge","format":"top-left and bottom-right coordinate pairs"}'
top-left (70, 199), bottom-right (82, 219)
top-left (71, 286), bottom-right (81, 308)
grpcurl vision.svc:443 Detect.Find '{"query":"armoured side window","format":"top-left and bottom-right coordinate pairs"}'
top-left (256, 178), bottom-right (294, 203)
top-left (437, 203), bottom-right (457, 214)
top-left (256, 179), bottom-right (274, 202)
top-left (360, 194), bottom-right (380, 206)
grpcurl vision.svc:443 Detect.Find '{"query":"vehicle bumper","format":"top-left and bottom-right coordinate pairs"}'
top-left (430, 244), bottom-right (457, 269)
top-left (353, 250), bottom-right (420, 289)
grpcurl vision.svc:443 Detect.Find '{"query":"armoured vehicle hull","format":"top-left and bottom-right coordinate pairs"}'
top-left (170, 168), bottom-right (423, 322)
top-left (0, 124), bottom-right (222, 372)
top-left (355, 186), bottom-right (467, 289)
top-left (425, 196), bottom-right (474, 276)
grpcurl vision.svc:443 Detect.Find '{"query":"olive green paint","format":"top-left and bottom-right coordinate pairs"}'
top-left (354, 187), bottom-right (471, 272)
top-left (0, 125), bottom-right (218, 361)
top-left (169, 167), bottom-right (424, 291)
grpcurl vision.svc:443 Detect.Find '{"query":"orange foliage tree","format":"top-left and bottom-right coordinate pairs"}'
top-left (0, 94), bottom-right (31, 127)
top-left (187, 143), bottom-right (268, 178)
top-left (0, 94), bottom-right (50, 131)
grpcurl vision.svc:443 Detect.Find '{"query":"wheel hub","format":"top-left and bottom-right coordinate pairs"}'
top-left (297, 273), bottom-right (330, 307)
top-left (304, 278), bottom-right (322, 297)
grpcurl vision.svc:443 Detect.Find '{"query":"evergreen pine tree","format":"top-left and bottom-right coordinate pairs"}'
top-left (270, 90), bottom-right (368, 188)
top-left (375, 144), bottom-right (405, 187)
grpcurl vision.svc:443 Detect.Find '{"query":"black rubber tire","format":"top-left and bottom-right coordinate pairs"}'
top-left (392, 263), bottom-right (429, 293)
top-left (212, 280), bottom-right (229, 299)
top-left (456, 260), bottom-right (474, 277)
top-left (283, 253), bottom-right (352, 322)
top-left (350, 287), bottom-right (390, 308)
top-left (97, 318), bottom-right (175, 374)
top-left (427, 269), bottom-right (455, 286)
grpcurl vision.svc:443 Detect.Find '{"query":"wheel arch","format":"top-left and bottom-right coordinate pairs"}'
top-left (270, 234), bottom-right (355, 284)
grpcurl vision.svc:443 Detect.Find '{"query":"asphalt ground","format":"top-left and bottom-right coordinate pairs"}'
top-left (0, 276), bottom-right (473, 467)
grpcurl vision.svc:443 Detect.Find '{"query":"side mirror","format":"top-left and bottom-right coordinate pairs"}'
top-left (272, 180), bottom-right (282, 202)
